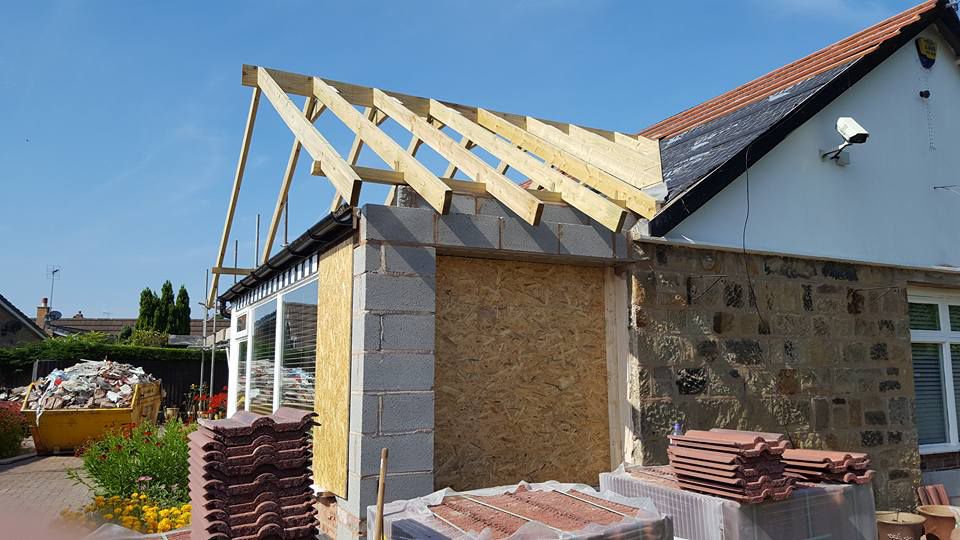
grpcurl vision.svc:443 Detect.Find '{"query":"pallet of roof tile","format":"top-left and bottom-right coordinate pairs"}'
top-left (708, 428), bottom-right (792, 446)
top-left (198, 489), bottom-right (315, 513)
top-left (189, 429), bottom-right (309, 452)
top-left (198, 408), bottom-right (317, 437)
top-left (371, 482), bottom-right (673, 539)
top-left (189, 470), bottom-right (312, 495)
top-left (668, 438), bottom-right (786, 458)
top-left (671, 460), bottom-right (785, 481)
top-left (189, 452), bottom-right (310, 477)
top-left (669, 432), bottom-right (789, 456)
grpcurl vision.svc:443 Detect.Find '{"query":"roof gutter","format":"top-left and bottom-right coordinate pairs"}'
top-left (216, 206), bottom-right (355, 313)
top-left (648, 0), bottom-right (958, 237)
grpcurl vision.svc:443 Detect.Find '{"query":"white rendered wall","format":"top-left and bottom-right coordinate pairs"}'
top-left (666, 26), bottom-right (960, 270)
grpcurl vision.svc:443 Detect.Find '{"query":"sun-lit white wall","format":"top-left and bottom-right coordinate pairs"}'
top-left (667, 26), bottom-right (960, 271)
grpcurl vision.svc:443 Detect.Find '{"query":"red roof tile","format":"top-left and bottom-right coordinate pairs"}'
top-left (640, 1), bottom-right (937, 140)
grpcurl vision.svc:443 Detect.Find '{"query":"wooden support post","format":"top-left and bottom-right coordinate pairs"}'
top-left (374, 448), bottom-right (389, 540)
top-left (263, 97), bottom-right (319, 264)
top-left (329, 107), bottom-right (383, 212)
top-left (209, 87), bottom-right (260, 307)
top-left (256, 68), bottom-right (363, 206)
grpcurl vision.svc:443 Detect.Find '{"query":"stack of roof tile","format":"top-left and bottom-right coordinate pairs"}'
top-left (782, 449), bottom-right (875, 484)
top-left (189, 407), bottom-right (318, 540)
top-left (667, 429), bottom-right (793, 503)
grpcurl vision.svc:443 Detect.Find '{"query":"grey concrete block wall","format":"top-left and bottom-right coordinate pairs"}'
top-left (339, 198), bottom-right (638, 532)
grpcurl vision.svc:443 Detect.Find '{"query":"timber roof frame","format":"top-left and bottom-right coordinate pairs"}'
top-left (209, 64), bottom-right (664, 305)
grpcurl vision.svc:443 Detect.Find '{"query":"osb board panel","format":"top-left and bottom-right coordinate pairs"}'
top-left (313, 240), bottom-right (353, 497)
top-left (434, 256), bottom-right (610, 490)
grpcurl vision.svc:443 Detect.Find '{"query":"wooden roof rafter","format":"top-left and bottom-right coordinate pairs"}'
top-left (210, 64), bottom-right (664, 305)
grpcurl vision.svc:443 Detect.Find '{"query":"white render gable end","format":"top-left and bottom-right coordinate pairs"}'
top-left (667, 26), bottom-right (960, 271)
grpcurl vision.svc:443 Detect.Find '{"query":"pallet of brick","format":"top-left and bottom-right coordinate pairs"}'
top-left (189, 408), bottom-right (318, 540)
top-left (600, 465), bottom-right (877, 540)
top-left (782, 448), bottom-right (875, 484)
top-left (668, 430), bottom-right (793, 503)
top-left (367, 481), bottom-right (673, 539)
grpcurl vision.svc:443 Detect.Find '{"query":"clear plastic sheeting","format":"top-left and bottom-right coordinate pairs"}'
top-left (367, 480), bottom-right (673, 540)
top-left (600, 465), bottom-right (877, 540)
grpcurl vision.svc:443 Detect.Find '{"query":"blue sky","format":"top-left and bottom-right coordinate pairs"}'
top-left (0, 0), bottom-right (916, 319)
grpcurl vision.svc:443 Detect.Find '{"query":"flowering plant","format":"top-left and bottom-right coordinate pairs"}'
top-left (206, 386), bottom-right (228, 417)
top-left (0, 404), bottom-right (29, 459)
top-left (59, 493), bottom-right (191, 533)
top-left (68, 420), bottom-right (195, 504)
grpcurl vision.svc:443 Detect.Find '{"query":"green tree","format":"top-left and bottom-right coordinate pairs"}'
top-left (135, 288), bottom-right (158, 330)
top-left (156, 281), bottom-right (175, 333)
top-left (173, 285), bottom-right (191, 334)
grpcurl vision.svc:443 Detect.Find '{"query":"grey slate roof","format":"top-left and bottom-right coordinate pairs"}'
top-left (658, 63), bottom-right (854, 200)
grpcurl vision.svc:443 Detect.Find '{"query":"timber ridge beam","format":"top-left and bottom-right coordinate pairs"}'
top-left (210, 64), bottom-right (664, 304)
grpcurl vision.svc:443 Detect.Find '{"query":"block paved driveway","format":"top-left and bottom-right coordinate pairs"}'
top-left (0, 455), bottom-right (92, 530)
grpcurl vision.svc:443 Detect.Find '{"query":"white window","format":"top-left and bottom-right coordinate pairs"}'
top-left (910, 290), bottom-right (960, 454)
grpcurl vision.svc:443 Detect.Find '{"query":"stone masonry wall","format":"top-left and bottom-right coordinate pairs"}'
top-left (627, 241), bottom-right (959, 510)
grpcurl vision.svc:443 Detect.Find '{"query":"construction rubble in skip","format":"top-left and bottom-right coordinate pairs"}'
top-left (26, 360), bottom-right (157, 411)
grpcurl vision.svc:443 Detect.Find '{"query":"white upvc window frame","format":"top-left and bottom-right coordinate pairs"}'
top-left (910, 289), bottom-right (960, 455)
top-left (227, 276), bottom-right (320, 417)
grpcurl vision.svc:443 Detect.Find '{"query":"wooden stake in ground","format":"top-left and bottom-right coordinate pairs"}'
top-left (374, 447), bottom-right (389, 540)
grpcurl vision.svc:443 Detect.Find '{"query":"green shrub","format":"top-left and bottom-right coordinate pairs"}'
top-left (0, 406), bottom-right (28, 458)
top-left (69, 420), bottom-right (196, 505)
top-left (128, 330), bottom-right (168, 348)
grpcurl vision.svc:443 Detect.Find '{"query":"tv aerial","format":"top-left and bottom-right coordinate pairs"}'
top-left (46, 264), bottom-right (61, 309)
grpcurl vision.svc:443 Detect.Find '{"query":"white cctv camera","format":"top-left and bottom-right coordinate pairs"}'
top-left (821, 116), bottom-right (869, 164)
top-left (836, 117), bottom-right (869, 145)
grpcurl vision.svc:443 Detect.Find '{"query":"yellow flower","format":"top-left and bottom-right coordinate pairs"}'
top-left (139, 494), bottom-right (148, 500)
top-left (103, 514), bottom-right (113, 520)
top-left (113, 507), bottom-right (122, 515)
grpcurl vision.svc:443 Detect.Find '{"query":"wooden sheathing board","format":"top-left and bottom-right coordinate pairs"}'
top-left (313, 240), bottom-right (353, 497)
top-left (434, 256), bottom-right (610, 490)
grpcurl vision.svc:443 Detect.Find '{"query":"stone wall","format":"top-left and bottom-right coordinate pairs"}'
top-left (627, 241), bottom-right (949, 510)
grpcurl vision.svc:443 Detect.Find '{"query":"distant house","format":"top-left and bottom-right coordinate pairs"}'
top-left (31, 297), bottom-right (218, 338)
top-left (0, 294), bottom-right (46, 348)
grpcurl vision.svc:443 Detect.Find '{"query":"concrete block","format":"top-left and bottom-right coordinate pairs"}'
top-left (356, 432), bottom-right (434, 475)
top-left (349, 392), bottom-right (379, 435)
top-left (501, 220), bottom-right (558, 254)
top-left (381, 314), bottom-right (435, 351)
top-left (383, 245), bottom-right (436, 276)
top-left (380, 392), bottom-right (434, 433)
top-left (558, 222), bottom-right (615, 258)
top-left (540, 204), bottom-right (591, 225)
top-left (354, 243), bottom-right (381, 275)
top-left (448, 194), bottom-right (478, 215)
top-left (361, 205), bottom-right (435, 244)
top-left (355, 353), bottom-right (434, 392)
top-left (351, 313), bottom-right (381, 352)
top-left (356, 272), bottom-right (436, 313)
top-left (476, 197), bottom-right (513, 218)
top-left (344, 471), bottom-right (434, 519)
top-left (615, 232), bottom-right (630, 259)
top-left (436, 213), bottom-right (500, 249)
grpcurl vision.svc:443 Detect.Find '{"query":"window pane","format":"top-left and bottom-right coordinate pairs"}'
top-left (236, 341), bottom-right (247, 413)
top-left (913, 343), bottom-right (947, 445)
top-left (951, 306), bottom-right (960, 332)
top-left (910, 303), bottom-right (941, 331)
top-left (280, 281), bottom-right (318, 410)
top-left (249, 300), bottom-right (277, 415)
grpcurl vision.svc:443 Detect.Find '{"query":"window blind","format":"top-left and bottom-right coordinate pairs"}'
top-left (913, 342), bottom-right (947, 445)
top-left (910, 303), bottom-right (941, 331)
top-left (236, 341), bottom-right (247, 412)
top-left (249, 301), bottom-right (277, 415)
top-left (950, 306), bottom-right (960, 332)
top-left (280, 282), bottom-right (318, 410)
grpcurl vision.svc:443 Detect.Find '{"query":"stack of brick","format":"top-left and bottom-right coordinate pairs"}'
top-left (782, 449), bottom-right (875, 484)
top-left (667, 430), bottom-right (793, 503)
top-left (189, 408), bottom-right (318, 540)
